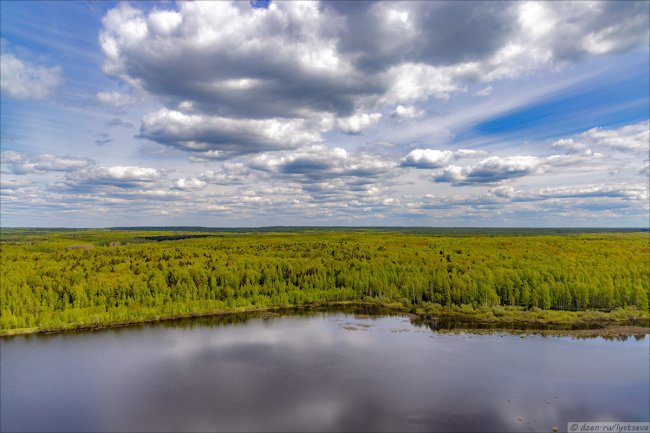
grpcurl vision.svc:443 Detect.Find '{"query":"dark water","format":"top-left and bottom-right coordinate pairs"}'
top-left (1, 310), bottom-right (649, 432)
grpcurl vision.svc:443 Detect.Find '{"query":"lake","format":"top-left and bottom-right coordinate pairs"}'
top-left (1, 309), bottom-right (648, 432)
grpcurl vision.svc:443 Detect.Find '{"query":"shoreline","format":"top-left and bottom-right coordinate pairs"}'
top-left (2, 302), bottom-right (648, 338)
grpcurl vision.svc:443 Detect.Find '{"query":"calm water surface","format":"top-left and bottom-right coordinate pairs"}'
top-left (1, 310), bottom-right (648, 432)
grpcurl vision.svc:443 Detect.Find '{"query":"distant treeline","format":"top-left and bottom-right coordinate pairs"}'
top-left (137, 234), bottom-right (218, 242)
top-left (110, 226), bottom-right (649, 235)
top-left (1, 230), bottom-right (648, 331)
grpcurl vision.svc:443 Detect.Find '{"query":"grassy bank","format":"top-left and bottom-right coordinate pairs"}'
top-left (2, 301), bottom-right (648, 337)
top-left (412, 303), bottom-right (650, 326)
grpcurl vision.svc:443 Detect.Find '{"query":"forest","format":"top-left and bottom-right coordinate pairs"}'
top-left (1, 228), bottom-right (648, 334)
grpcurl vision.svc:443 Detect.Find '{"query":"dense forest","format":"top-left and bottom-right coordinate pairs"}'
top-left (1, 229), bottom-right (648, 333)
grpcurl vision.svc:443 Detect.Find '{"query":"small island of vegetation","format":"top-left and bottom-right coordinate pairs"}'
top-left (1, 228), bottom-right (648, 336)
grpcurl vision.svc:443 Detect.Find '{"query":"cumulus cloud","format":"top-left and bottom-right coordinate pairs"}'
top-left (336, 112), bottom-right (382, 134)
top-left (430, 135), bottom-right (620, 186)
top-left (59, 166), bottom-right (163, 190)
top-left (490, 184), bottom-right (648, 202)
top-left (322, 1), bottom-right (518, 75)
top-left (139, 109), bottom-right (324, 158)
top-left (94, 1), bottom-right (648, 159)
top-left (489, 2), bottom-right (648, 76)
top-left (391, 105), bottom-right (424, 120)
top-left (99, 2), bottom-right (369, 119)
top-left (402, 149), bottom-right (455, 169)
top-left (406, 183), bottom-right (648, 218)
top-left (250, 145), bottom-right (393, 179)
top-left (171, 177), bottom-right (206, 191)
top-left (198, 163), bottom-right (249, 185)
top-left (198, 171), bottom-right (240, 185)
top-left (382, 62), bottom-right (474, 104)
top-left (1, 151), bottom-right (93, 175)
top-left (6, 2), bottom-right (646, 226)
top-left (401, 148), bottom-right (485, 169)
top-left (0, 51), bottom-right (61, 100)
top-left (433, 156), bottom-right (541, 185)
top-left (248, 145), bottom-right (395, 199)
top-left (552, 120), bottom-right (649, 154)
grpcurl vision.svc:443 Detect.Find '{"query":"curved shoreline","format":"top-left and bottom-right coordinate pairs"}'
top-left (2, 302), bottom-right (648, 338)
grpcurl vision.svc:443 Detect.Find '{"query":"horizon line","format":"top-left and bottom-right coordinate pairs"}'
top-left (1, 225), bottom-right (648, 231)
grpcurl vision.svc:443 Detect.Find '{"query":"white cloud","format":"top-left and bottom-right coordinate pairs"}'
top-left (405, 183), bottom-right (648, 218)
top-left (401, 148), bottom-right (486, 169)
top-left (429, 128), bottom-right (632, 186)
top-left (99, 2), bottom-right (359, 119)
top-left (474, 86), bottom-right (493, 97)
top-left (2, 3), bottom-right (649, 227)
top-left (97, 90), bottom-right (133, 107)
top-left (551, 137), bottom-right (586, 153)
top-left (391, 105), bottom-right (425, 120)
top-left (198, 172), bottom-right (237, 185)
top-left (147, 10), bottom-right (183, 35)
top-left (454, 149), bottom-right (486, 158)
top-left (489, 183), bottom-right (649, 203)
top-left (487, 2), bottom-right (649, 80)
top-left (382, 62), bottom-right (466, 104)
top-left (581, 9), bottom-right (650, 55)
top-left (59, 165), bottom-right (163, 191)
top-left (90, 166), bottom-right (160, 181)
top-left (1, 151), bottom-right (92, 174)
top-left (544, 149), bottom-right (604, 168)
top-left (140, 109), bottom-right (324, 157)
top-left (336, 112), bottom-right (382, 134)
top-left (171, 177), bottom-right (206, 191)
top-left (433, 156), bottom-right (541, 185)
top-left (95, 1), bottom-right (649, 159)
top-left (401, 149), bottom-right (455, 169)
top-left (198, 163), bottom-right (249, 185)
top-left (551, 121), bottom-right (649, 154)
top-left (0, 52), bottom-right (61, 100)
top-left (248, 145), bottom-right (395, 200)
top-left (250, 145), bottom-right (394, 179)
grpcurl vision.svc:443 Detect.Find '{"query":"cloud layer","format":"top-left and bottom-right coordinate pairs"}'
top-left (1, 1), bottom-right (648, 227)
top-left (139, 109), bottom-right (325, 158)
top-left (0, 51), bottom-right (61, 100)
top-left (401, 149), bottom-right (485, 169)
top-left (97, 1), bottom-right (649, 158)
top-left (432, 156), bottom-right (540, 185)
top-left (552, 120), bottom-right (649, 154)
top-left (2, 152), bottom-right (93, 175)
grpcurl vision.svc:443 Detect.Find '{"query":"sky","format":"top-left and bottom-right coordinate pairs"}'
top-left (0, 1), bottom-right (649, 228)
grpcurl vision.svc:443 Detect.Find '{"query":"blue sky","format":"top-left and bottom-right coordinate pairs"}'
top-left (1, 1), bottom-right (648, 227)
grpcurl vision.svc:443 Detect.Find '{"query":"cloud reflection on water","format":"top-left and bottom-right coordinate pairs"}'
top-left (1, 312), bottom-right (648, 432)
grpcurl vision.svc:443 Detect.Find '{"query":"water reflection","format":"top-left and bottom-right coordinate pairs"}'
top-left (2, 309), bottom-right (649, 432)
top-left (410, 316), bottom-right (650, 341)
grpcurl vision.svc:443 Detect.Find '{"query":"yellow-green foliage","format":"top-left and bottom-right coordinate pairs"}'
top-left (1, 229), bottom-right (648, 331)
